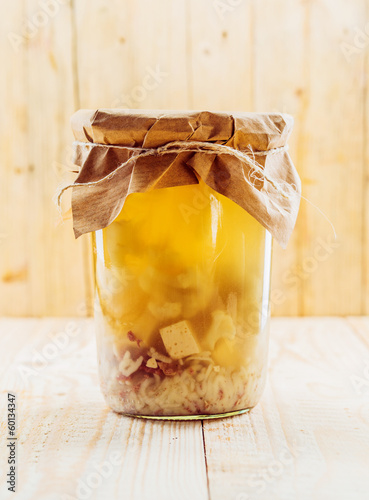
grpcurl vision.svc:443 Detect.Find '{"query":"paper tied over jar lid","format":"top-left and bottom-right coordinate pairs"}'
top-left (60, 109), bottom-right (301, 248)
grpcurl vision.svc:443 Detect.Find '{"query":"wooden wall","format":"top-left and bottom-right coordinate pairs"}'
top-left (1, 0), bottom-right (368, 317)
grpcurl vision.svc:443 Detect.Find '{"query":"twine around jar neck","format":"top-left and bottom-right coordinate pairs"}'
top-left (57, 140), bottom-right (293, 207)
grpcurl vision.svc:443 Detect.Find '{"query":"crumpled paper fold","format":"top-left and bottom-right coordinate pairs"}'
top-left (66, 109), bottom-right (301, 248)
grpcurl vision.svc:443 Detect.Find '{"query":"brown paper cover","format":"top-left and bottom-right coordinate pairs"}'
top-left (67, 109), bottom-right (301, 248)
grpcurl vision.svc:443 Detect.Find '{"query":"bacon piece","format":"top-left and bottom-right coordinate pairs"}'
top-left (140, 364), bottom-right (163, 376)
top-left (127, 330), bottom-right (142, 347)
top-left (158, 361), bottom-right (182, 377)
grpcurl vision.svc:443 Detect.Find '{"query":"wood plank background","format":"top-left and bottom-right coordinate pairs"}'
top-left (1, 0), bottom-right (368, 317)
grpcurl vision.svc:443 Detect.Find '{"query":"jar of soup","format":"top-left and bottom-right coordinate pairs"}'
top-left (64, 109), bottom-right (301, 419)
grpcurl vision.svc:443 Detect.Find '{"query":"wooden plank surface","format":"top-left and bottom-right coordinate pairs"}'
top-left (0, 0), bottom-right (89, 316)
top-left (1, 0), bottom-right (368, 316)
top-left (187, 0), bottom-right (254, 111)
top-left (252, 0), bottom-right (368, 316)
top-left (75, 0), bottom-right (189, 110)
top-left (364, 25), bottom-right (369, 315)
top-left (252, 0), bottom-right (306, 317)
top-left (1, 317), bottom-right (369, 499)
top-left (204, 317), bottom-right (369, 500)
top-left (0, 2), bottom-right (29, 315)
top-left (24, 0), bottom-right (92, 316)
top-left (291, 0), bottom-right (367, 316)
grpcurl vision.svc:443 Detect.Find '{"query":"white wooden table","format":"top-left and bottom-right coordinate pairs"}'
top-left (1, 317), bottom-right (369, 500)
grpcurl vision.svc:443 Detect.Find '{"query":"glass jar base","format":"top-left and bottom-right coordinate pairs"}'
top-left (115, 407), bottom-right (252, 421)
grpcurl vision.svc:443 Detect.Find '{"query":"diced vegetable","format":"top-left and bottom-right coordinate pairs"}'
top-left (159, 320), bottom-right (200, 360)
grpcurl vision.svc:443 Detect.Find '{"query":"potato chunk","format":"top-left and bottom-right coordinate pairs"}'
top-left (159, 320), bottom-right (200, 360)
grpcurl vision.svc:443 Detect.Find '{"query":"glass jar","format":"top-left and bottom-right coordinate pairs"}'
top-left (65, 108), bottom-right (300, 419)
top-left (93, 179), bottom-right (272, 419)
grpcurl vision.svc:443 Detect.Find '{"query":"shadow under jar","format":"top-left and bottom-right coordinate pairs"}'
top-left (66, 109), bottom-right (300, 419)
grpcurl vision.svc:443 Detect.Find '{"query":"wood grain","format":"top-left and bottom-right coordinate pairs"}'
top-left (0, 0), bottom-right (89, 316)
top-left (75, 0), bottom-right (189, 110)
top-left (0, 1), bottom-right (29, 315)
top-left (0, 318), bottom-right (208, 500)
top-left (204, 316), bottom-right (369, 500)
top-left (253, 0), bottom-right (307, 316)
top-left (364, 25), bottom-right (369, 315)
top-left (1, 317), bottom-right (369, 499)
top-left (295, 0), bottom-right (367, 316)
top-left (187, 0), bottom-right (254, 111)
top-left (0, 0), bottom-right (368, 316)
